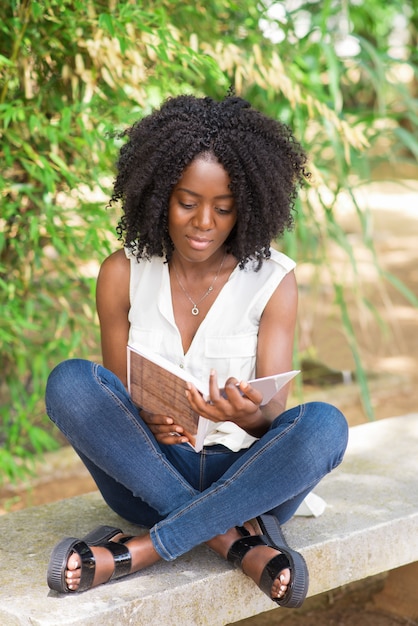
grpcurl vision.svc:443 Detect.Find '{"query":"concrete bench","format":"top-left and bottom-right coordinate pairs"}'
top-left (0, 413), bottom-right (417, 626)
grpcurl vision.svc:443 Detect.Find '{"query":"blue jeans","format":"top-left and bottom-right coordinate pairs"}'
top-left (45, 359), bottom-right (348, 561)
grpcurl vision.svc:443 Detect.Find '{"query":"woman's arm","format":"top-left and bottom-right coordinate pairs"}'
top-left (97, 250), bottom-right (192, 445)
top-left (186, 270), bottom-right (298, 438)
top-left (96, 249), bottom-right (131, 386)
top-left (252, 268), bottom-right (298, 426)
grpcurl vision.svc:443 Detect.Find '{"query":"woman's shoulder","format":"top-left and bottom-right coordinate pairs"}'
top-left (97, 249), bottom-right (131, 291)
top-left (97, 249), bottom-right (130, 313)
top-left (100, 248), bottom-right (130, 275)
top-left (240, 248), bottom-right (295, 276)
top-left (267, 248), bottom-right (296, 272)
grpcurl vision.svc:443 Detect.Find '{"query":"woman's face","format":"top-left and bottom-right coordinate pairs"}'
top-left (168, 156), bottom-right (237, 263)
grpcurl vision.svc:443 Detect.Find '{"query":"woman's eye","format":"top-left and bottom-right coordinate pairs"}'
top-left (180, 202), bottom-right (195, 209)
top-left (216, 207), bottom-right (233, 214)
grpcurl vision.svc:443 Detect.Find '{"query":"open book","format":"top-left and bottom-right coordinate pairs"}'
top-left (127, 344), bottom-right (299, 452)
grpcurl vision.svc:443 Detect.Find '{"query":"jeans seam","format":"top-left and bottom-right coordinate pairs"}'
top-left (199, 449), bottom-right (205, 492)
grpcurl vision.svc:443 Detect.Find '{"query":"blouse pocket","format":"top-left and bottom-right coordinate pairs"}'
top-left (129, 327), bottom-right (163, 353)
top-left (204, 333), bottom-right (258, 383)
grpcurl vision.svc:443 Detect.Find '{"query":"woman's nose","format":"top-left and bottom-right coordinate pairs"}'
top-left (192, 205), bottom-right (214, 230)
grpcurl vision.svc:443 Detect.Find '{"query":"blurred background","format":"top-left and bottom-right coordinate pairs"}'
top-left (1, 0), bottom-right (417, 492)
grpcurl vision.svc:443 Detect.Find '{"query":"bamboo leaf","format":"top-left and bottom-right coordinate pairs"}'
top-left (98, 13), bottom-right (115, 37)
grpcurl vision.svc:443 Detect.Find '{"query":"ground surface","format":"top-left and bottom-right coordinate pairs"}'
top-left (1, 180), bottom-right (417, 625)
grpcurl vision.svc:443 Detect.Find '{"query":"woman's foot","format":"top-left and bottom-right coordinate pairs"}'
top-left (49, 530), bottom-right (161, 593)
top-left (67, 533), bottom-right (160, 591)
top-left (207, 522), bottom-right (290, 601)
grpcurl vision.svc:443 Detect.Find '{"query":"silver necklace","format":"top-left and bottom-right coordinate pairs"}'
top-left (172, 252), bottom-right (226, 316)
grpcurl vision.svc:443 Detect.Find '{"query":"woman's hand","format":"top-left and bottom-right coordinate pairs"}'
top-left (185, 370), bottom-right (269, 438)
top-left (140, 409), bottom-right (191, 445)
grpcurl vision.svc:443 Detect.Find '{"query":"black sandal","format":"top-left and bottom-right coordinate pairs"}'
top-left (227, 515), bottom-right (309, 608)
top-left (47, 525), bottom-right (133, 593)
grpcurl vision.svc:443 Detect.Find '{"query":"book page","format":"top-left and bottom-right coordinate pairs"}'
top-left (249, 370), bottom-right (300, 405)
top-left (127, 344), bottom-right (300, 452)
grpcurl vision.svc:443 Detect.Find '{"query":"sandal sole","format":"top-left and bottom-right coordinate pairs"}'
top-left (47, 537), bottom-right (89, 593)
top-left (257, 514), bottom-right (309, 608)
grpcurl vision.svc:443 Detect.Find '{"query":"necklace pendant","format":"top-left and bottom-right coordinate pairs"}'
top-left (191, 306), bottom-right (199, 316)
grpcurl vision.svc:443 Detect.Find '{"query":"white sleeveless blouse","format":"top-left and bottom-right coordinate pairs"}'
top-left (126, 248), bottom-right (296, 451)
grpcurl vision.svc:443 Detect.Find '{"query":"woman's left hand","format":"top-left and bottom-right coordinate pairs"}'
top-left (185, 370), bottom-right (266, 436)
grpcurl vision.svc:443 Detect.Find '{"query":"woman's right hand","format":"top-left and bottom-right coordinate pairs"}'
top-left (139, 409), bottom-right (191, 445)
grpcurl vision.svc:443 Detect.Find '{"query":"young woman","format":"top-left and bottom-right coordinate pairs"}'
top-left (45, 94), bottom-right (348, 607)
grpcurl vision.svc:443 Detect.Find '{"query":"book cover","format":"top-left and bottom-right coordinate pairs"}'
top-left (127, 344), bottom-right (211, 450)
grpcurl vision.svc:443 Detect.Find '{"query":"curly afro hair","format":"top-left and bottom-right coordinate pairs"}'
top-left (112, 94), bottom-right (309, 268)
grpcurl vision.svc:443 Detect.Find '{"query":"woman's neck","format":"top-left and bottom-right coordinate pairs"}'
top-left (169, 248), bottom-right (227, 281)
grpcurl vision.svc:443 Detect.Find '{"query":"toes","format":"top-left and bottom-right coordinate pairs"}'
top-left (66, 568), bottom-right (81, 581)
top-left (67, 552), bottom-right (81, 571)
top-left (65, 568), bottom-right (81, 591)
top-left (271, 571), bottom-right (290, 599)
top-left (65, 551), bottom-right (82, 591)
top-left (279, 569), bottom-right (291, 586)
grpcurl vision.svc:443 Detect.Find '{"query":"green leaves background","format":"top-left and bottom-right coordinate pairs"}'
top-left (1, 0), bottom-right (417, 482)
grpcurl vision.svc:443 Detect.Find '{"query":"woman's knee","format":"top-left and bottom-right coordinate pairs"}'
top-left (45, 359), bottom-right (94, 416)
top-left (307, 401), bottom-right (349, 462)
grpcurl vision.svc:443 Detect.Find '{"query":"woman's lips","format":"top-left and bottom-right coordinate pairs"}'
top-left (186, 236), bottom-right (213, 250)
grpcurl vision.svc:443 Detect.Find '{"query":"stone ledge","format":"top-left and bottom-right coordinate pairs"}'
top-left (0, 413), bottom-right (417, 626)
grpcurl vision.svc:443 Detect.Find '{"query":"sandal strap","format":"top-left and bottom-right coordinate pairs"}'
top-left (227, 534), bottom-right (268, 568)
top-left (235, 525), bottom-right (251, 537)
top-left (82, 526), bottom-right (124, 546)
top-left (71, 541), bottom-right (96, 592)
top-left (103, 541), bottom-right (132, 580)
top-left (119, 535), bottom-right (134, 545)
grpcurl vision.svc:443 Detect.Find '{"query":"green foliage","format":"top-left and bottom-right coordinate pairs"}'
top-left (1, 0), bottom-right (417, 483)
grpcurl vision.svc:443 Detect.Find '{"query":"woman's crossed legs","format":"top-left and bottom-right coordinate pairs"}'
top-left (46, 360), bottom-right (348, 605)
